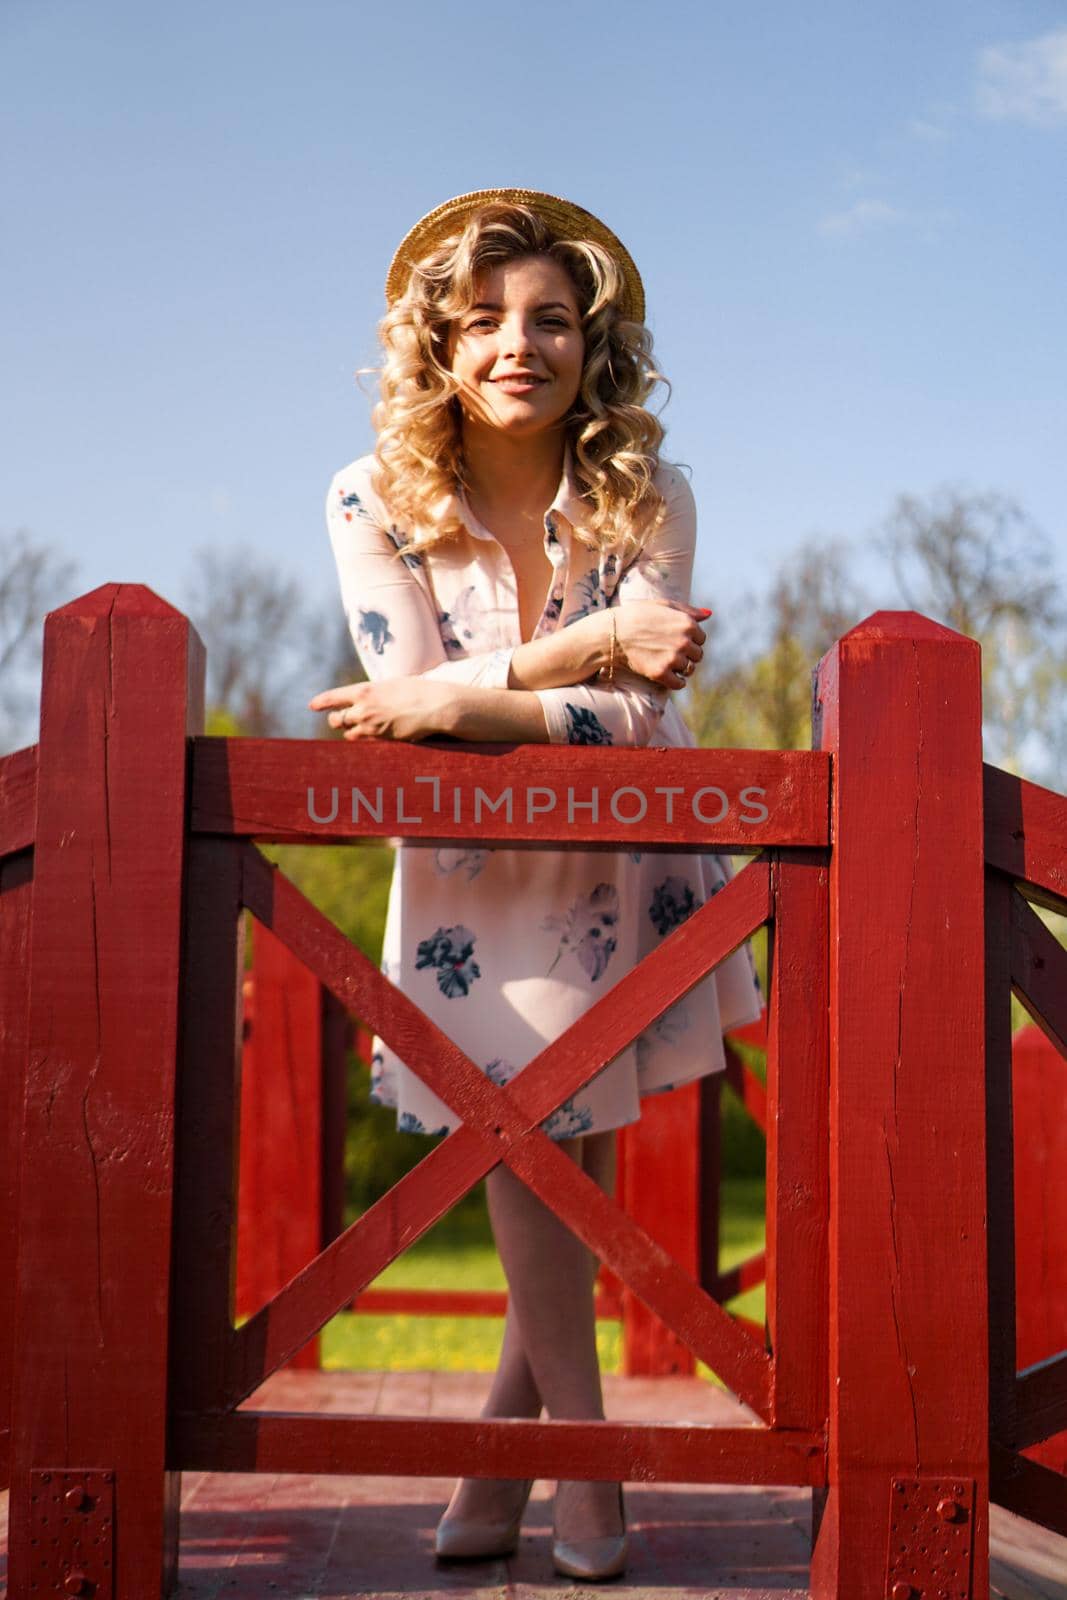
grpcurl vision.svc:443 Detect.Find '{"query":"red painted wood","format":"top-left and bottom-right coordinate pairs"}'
top-left (698, 1068), bottom-right (724, 1298)
top-left (986, 870), bottom-right (1019, 1450)
top-left (222, 847), bottom-right (774, 1413)
top-left (984, 763), bottom-right (1067, 909)
top-left (320, 989), bottom-right (349, 1252)
top-left (171, 1411), bottom-right (824, 1484)
top-left (170, 838), bottom-right (248, 1415)
top-left (236, 923), bottom-right (324, 1368)
top-left (191, 734), bottom-right (829, 848)
top-left (809, 612), bottom-right (989, 1600)
top-left (617, 1082), bottom-right (702, 1376)
top-left (0, 849), bottom-right (32, 1489)
top-left (348, 1287), bottom-right (615, 1317)
top-left (990, 1444), bottom-right (1067, 1541)
top-left (0, 745), bottom-right (36, 858)
top-left (1015, 1356), bottom-right (1067, 1452)
top-left (765, 852), bottom-right (829, 1432)
top-left (1012, 1023), bottom-right (1067, 1471)
top-left (7, 583), bottom-right (203, 1600)
top-left (1010, 890), bottom-right (1067, 1055)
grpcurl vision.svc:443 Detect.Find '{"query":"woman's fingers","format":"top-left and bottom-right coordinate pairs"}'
top-left (638, 598), bottom-right (712, 620)
top-left (308, 681), bottom-right (364, 710)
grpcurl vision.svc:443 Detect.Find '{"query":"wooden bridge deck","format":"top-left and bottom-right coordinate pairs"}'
top-left (3, 1369), bottom-right (1064, 1598)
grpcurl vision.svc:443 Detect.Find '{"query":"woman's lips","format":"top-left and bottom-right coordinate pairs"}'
top-left (491, 376), bottom-right (548, 394)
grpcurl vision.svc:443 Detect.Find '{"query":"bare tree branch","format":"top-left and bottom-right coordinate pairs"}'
top-left (182, 545), bottom-right (314, 736)
top-left (0, 528), bottom-right (78, 752)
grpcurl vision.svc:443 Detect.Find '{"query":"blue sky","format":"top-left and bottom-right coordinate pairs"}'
top-left (2, 0), bottom-right (1065, 643)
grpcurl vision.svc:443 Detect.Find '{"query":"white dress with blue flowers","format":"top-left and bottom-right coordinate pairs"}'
top-left (325, 453), bottom-right (763, 1140)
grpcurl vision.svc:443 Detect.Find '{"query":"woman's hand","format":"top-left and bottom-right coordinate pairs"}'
top-left (308, 678), bottom-right (455, 741)
top-left (611, 599), bottom-right (710, 689)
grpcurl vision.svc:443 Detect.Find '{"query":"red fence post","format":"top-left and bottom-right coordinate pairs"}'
top-left (0, 843), bottom-right (33, 1487)
top-left (617, 1085), bottom-right (702, 1374)
top-left (236, 922), bottom-right (327, 1366)
top-left (810, 612), bottom-right (989, 1600)
top-left (7, 585), bottom-right (203, 1599)
top-left (1012, 1022), bottom-right (1067, 1473)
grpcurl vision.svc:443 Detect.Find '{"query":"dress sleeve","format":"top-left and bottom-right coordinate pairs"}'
top-left (326, 464), bottom-right (514, 689)
top-left (533, 465), bottom-right (697, 747)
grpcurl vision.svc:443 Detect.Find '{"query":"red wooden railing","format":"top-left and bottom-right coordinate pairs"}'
top-left (0, 584), bottom-right (1065, 1600)
top-left (234, 930), bottom-right (769, 1368)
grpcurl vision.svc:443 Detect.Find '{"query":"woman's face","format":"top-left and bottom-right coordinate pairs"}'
top-left (446, 253), bottom-right (585, 439)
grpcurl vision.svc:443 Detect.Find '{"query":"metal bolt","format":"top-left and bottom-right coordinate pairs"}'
top-left (63, 1573), bottom-right (90, 1596)
top-left (936, 1498), bottom-right (961, 1522)
top-left (64, 1487), bottom-right (88, 1510)
top-left (891, 1585), bottom-right (916, 1600)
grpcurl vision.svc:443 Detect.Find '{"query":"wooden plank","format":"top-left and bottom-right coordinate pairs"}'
top-left (347, 1287), bottom-right (622, 1317)
top-left (987, 874), bottom-right (1020, 1449)
top-left (170, 1412), bottom-right (824, 1485)
top-left (226, 851), bottom-right (775, 1414)
top-left (235, 922), bottom-right (324, 1369)
top-left (320, 988), bottom-right (349, 1253)
top-left (1015, 1354), bottom-right (1067, 1452)
top-left (617, 1081), bottom-right (702, 1376)
top-left (1010, 889), bottom-right (1067, 1056)
top-left (765, 851), bottom-right (829, 1432)
top-left (0, 745), bottom-right (36, 859)
top-left (7, 583), bottom-right (203, 1600)
top-left (0, 849), bottom-right (32, 1490)
top-left (985, 763), bottom-right (1067, 910)
top-left (991, 1444), bottom-right (1067, 1542)
top-left (191, 734), bottom-right (829, 848)
top-left (240, 842), bottom-right (771, 1163)
top-left (503, 1122), bottom-right (775, 1415)
top-left (809, 611), bottom-right (989, 1600)
top-left (1012, 1024), bottom-right (1067, 1469)
top-left (169, 838), bottom-right (247, 1415)
top-left (698, 1068), bottom-right (724, 1303)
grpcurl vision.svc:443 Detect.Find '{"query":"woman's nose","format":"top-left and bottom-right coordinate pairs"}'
top-left (500, 317), bottom-right (537, 359)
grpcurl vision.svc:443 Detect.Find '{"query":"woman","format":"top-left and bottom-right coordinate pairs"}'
top-left (310, 189), bottom-right (763, 1581)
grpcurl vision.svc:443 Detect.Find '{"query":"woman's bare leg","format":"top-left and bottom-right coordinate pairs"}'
top-left (439, 1288), bottom-right (544, 1524)
top-left (485, 1129), bottom-right (623, 1540)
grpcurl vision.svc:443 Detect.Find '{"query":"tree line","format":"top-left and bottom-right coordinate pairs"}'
top-left (3, 484), bottom-right (1063, 784)
top-left (3, 487), bottom-right (1062, 1208)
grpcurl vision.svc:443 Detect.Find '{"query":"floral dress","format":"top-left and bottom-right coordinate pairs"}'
top-left (325, 452), bottom-right (763, 1140)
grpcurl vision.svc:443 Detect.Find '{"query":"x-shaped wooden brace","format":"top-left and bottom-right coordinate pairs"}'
top-left (226, 842), bottom-right (774, 1419)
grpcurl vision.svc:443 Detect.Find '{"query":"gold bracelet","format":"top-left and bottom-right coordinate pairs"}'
top-left (598, 610), bottom-right (617, 682)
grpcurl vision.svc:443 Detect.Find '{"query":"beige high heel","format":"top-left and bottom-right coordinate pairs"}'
top-left (552, 1481), bottom-right (628, 1581)
top-left (434, 1477), bottom-right (534, 1560)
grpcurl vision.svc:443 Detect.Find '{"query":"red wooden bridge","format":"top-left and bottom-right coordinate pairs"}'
top-left (1, 585), bottom-right (1066, 1598)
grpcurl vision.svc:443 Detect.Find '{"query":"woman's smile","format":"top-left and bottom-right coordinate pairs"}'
top-left (448, 254), bottom-right (584, 436)
top-left (491, 373), bottom-right (549, 394)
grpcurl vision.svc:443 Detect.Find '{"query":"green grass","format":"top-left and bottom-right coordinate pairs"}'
top-left (319, 1177), bottom-right (767, 1379)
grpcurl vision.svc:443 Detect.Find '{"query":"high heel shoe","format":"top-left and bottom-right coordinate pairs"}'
top-left (434, 1477), bottom-right (534, 1560)
top-left (552, 1482), bottom-right (628, 1581)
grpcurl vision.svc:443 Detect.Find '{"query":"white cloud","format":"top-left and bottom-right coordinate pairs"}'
top-left (907, 115), bottom-right (951, 142)
top-left (818, 198), bottom-right (905, 237)
top-left (977, 26), bottom-right (1067, 127)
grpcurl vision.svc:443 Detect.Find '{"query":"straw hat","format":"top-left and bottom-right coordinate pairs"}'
top-left (384, 187), bottom-right (646, 324)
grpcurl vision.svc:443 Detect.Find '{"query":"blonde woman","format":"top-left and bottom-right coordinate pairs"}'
top-left (310, 190), bottom-right (763, 1581)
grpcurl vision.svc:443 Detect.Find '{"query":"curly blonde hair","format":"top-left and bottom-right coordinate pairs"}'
top-left (370, 202), bottom-right (669, 558)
